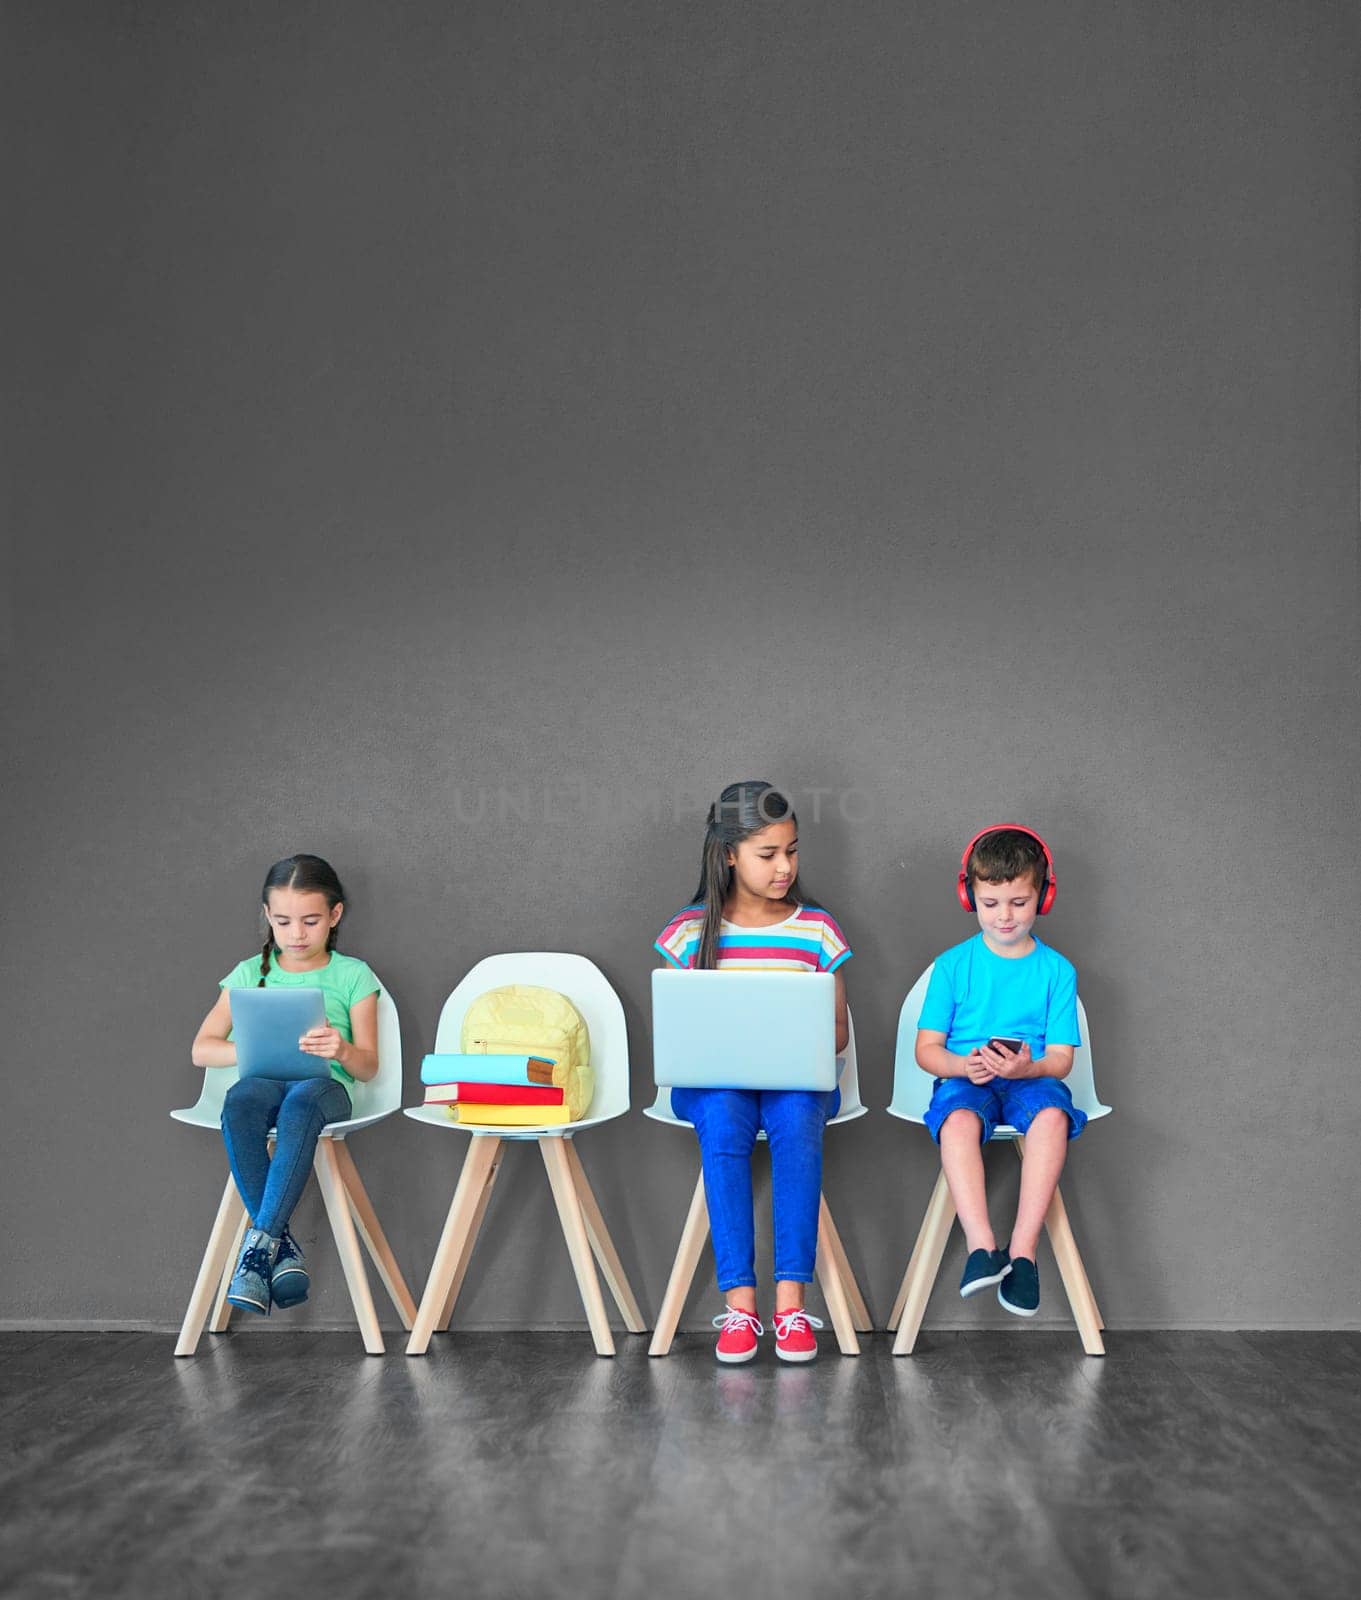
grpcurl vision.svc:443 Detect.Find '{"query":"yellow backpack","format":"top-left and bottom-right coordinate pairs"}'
top-left (460, 984), bottom-right (594, 1120)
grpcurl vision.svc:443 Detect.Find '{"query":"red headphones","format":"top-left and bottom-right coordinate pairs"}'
top-left (957, 823), bottom-right (1057, 915)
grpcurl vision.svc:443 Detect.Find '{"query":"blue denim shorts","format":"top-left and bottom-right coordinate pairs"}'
top-left (923, 1076), bottom-right (1087, 1145)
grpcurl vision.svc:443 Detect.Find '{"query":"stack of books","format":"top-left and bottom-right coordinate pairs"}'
top-left (420, 1052), bottom-right (571, 1126)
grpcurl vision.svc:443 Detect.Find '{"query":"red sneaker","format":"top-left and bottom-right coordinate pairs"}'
top-left (712, 1305), bottom-right (764, 1364)
top-left (772, 1306), bottom-right (824, 1363)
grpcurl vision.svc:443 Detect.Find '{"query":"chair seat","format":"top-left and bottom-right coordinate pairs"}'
top-left (402, 1104), bottom-right (619, 1141)
top-left (885, 1104), bottom-right (1114, 1138)
top-left (643, 1103), bottom-right (868, 1133)
top-left (169, 1106), bottom-right (220, 1129)
top-left (170, 1104), bottom-right (393, 1140)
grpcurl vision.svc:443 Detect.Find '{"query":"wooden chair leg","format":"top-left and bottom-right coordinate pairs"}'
top-left (1046, 1187), bottom-right (1105, 1355)
top-left (540, 1138), bottom-right (615, 1356)
top-left (563, 1139), bottom-right (647, 1334)
top-left (1012, 1137), bottom-right (1105, 1355)
top-left (331, 1139), bottom-right (418, 1330)
top-left (818, 1195), bottom-right (873, 1333)
top-left (438, 1139), bottom-right (505, 1330)
top-left (408, 1136), bottom-right (501, 1355)
top-left (816, 1202), bottom-right (860, 1355)
top-left (888, 1168), bottom-right (956, 1334)
top-left (1045, 1177), bottom-right (1104, 1329)
top-left (892, 1170), bottom-right (957, 1356)
top-left (176, 1175), bottom-right (248, 1357)
top-left (313, 1139), bottom-right (385, 1356)
top-left (888, 1258), bottom-right (913, 1333)
top-left (649, 1171), bottom-right (709, 1357)
top-left (1081, 1255), bottom-right (1105, 1330)
top-left (209, 1202), bottom-right (250, 1334)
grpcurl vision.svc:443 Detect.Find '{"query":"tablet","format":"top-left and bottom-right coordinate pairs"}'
top-left (652, 969), bottom-right (837, 1091)
top-left (229, 987), bottom-right (331, 1080)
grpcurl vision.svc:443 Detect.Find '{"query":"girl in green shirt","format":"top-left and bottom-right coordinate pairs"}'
top-left (191, 855), bottom-right (380, 1314)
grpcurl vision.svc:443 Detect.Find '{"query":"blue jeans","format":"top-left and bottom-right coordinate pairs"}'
top-left (220, 1076), bottom-right (352, 1237)
top-left (670, 1086), bottom-right (840, 1293)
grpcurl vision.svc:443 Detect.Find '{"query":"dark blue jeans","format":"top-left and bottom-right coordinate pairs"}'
top-left (670, 1085), bottom-right (839, 1293)
top-left (220, 1076), bottom-right (352, 1237)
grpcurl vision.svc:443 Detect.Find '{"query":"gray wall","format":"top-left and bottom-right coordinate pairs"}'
top-left (4, 0), bottom-right (1358, 1333)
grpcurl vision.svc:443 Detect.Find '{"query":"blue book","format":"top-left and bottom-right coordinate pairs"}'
top-left (420, 1052), bottom-right (556, 1087)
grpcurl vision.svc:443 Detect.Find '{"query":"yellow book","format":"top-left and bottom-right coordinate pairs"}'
top-left (451, 1103), bottom-right (573, 1127)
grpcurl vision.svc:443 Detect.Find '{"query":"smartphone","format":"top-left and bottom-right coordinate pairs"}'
top-left (987, 1036), bottom-right (1024, 1054)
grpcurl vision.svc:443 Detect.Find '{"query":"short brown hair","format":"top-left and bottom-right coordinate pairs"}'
top-left (968, 828), bottom-right (1047, 892)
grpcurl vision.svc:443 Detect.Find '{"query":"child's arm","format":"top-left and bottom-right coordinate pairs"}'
top-left (299, 992), bottom-right (380, 1082)
top-left (191, 990), bottom-right (238, 1069)
top-left (982, 1041), bottom-right (1074, 1081)
top-left (834, 970), bottom-right (849, 1056)
top-left (915, 1029), bottom-right (995, 1085)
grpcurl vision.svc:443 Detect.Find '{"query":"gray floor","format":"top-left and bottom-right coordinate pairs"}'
top-left (1, 1330), bottom-right (1357, 1599)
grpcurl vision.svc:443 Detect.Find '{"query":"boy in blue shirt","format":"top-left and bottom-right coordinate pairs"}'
top-left (915, 825), bottom-right (1085, 1315)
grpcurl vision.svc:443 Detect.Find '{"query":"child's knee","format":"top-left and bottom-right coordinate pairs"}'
top-left (693, 1090), bottom-right (760, 1154)
top-left (764, 1097), bottom-right (827, 1150)
top-left (1026, 1105), bottom-right (1070, 1137)
top-left (296, 1074), bottom-right (341, 1103)
top-left (223, 1078), bottom-right (274, 1116)
top-left (940, 1108), bottom-right (985, 1141)
top-left (275, 1081), bottom-right (331, 1132)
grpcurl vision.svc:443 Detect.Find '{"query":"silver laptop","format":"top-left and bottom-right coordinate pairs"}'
top-left (229, 987), bottom-right (331, 1080)
top-left (652, 969), bottom-right (837, 1090)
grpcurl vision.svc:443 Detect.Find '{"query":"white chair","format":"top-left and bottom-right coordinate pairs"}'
top-left (885, 965), bottom-right (1112, 1356)
top-left (403, 953), bottom-right (645, 1358)
top-left (172, 984), bottom-right (418, 1356)
top-left (644, 1010), bottom-right (873, 1357)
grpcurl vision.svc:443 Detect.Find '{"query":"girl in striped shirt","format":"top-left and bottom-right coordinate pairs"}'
top-left (655, 780), bottom-right (852, 1363)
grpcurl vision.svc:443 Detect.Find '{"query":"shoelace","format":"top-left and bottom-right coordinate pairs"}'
top-left (238, 1244), bottom-right (275, 1278)
top-left (712, 1306), bottom-right (765, 1337)
top-left (772, 1308), bottom-right (825, 1339)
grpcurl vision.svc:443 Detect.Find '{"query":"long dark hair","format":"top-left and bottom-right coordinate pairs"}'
top-left (690, 780), bottom-right (815, 970)
top-left (258, 854), bottom-right (346, 984)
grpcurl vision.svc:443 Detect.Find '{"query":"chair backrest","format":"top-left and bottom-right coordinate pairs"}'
top-left (835, 1010), bottom-right (864, 1120)
top-left (431, 953), bottom-right (629, 1123)
top-left (172, 981), bottom-right (401, 1125)
top-left (887, 963), bottom-right (1111, 1124)
top-left (348, 986), bottom-right (403, 1120)
top-left (647, 1007), bottom-right (863, 1125)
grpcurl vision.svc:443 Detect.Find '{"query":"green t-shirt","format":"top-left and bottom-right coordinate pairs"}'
top-left (220, 950), bottom-right (381, 1086)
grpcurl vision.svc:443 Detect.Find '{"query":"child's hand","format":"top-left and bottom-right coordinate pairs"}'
top-left (981, 1040), bottom-right (1032, 1079)
top-left (300, 1026), bottom-right (343, 1061)
top-left (964, 1052), bottom-right (997, 1085)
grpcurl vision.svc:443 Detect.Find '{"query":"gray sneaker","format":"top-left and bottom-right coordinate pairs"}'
top-left (226, 1228), bottom-right (280, 1316)
top-left (271, 1227), bottom-right (310, 1309)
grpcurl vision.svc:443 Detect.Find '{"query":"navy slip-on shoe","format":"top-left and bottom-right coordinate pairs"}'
top-left (960, 1248), bottom-right (1012, 1298)
top-left (998, 1256), bottom-right (1040, 1316)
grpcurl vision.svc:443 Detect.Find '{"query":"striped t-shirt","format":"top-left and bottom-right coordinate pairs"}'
top-left (654, 903), bottom-right (852, 973)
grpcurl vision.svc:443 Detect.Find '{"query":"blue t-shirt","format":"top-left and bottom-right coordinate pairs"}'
top-left (916, 934), bottom-right (1079, 1058)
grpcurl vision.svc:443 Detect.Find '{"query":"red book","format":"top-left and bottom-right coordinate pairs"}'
top-left (454, 1082), bottom-right (564, 1106)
